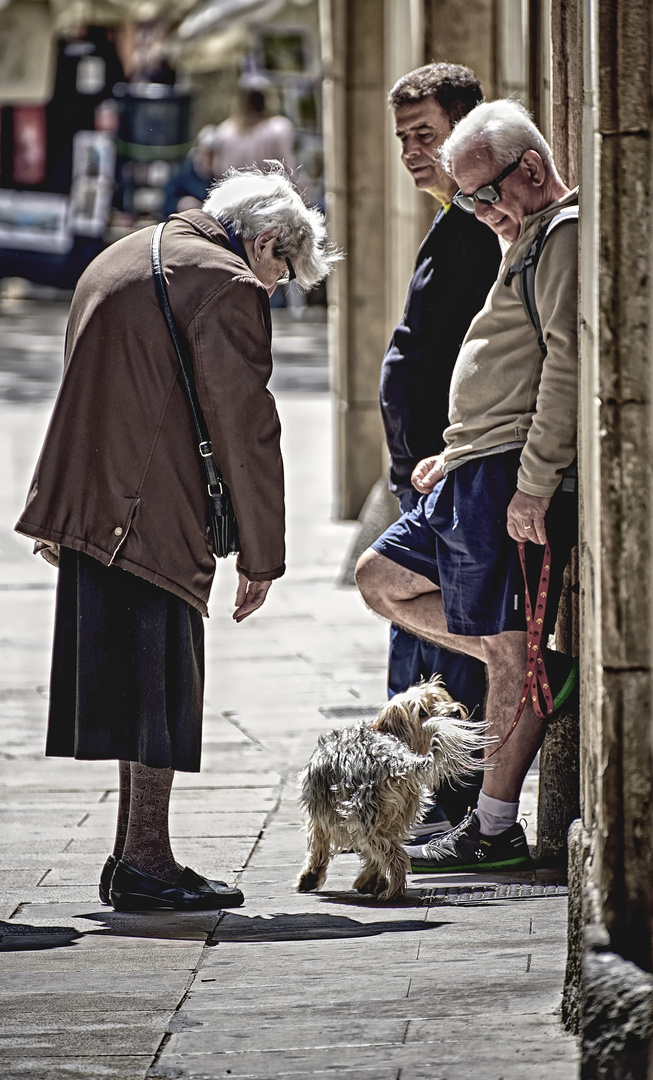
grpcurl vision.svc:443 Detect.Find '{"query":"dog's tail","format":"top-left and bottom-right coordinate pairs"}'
top-left (425, 714), bottom-right (491, 788)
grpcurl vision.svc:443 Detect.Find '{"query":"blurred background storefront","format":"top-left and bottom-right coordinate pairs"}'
top-left (0, 0), bottom-right (322, 288)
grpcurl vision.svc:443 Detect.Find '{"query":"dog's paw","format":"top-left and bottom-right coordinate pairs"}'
top-left (353, 873), bottom-right (382, 895)
top-left (297, 870), bottom-right (321, 892)
top-left (377, 885), bottom-right (407, 902)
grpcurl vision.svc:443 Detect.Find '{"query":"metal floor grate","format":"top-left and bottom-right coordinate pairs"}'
top-left (319, 705), bottom-right (378, 720)
top-left (420, 882), bottom-right (568, 905)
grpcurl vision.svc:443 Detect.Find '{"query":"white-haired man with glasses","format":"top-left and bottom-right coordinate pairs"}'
top-left (356, 99), bottom-right (579, 872)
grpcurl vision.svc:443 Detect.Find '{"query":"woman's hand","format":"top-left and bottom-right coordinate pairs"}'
top-left (233, 573), bottom-right (272, 622)
top-left (411, 454), bottom-right (445, 494)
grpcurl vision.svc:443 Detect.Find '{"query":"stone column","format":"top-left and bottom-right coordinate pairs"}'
top-left (385, 0), bottom-right (426, 334)
top-left (535, 0), bottom-right (581, 869)
top-left (425, 0), bottom-right (497, 101)
top-left (564, 0), bottom-right (653, 1070)
top-left (579, 0), bottom-right (653, 970)
top-left (320, 0), bottom-right (393, 521)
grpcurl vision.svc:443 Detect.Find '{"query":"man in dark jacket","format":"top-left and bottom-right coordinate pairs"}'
top-left (380, 64), bottom-right (501, 827)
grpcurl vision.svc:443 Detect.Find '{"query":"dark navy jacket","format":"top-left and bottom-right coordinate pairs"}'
top-left (380, 204), bottom-right (502, 494)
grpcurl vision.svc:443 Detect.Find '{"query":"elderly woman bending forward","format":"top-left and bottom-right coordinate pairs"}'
top-left (15, 166), bottom-right (339, 912)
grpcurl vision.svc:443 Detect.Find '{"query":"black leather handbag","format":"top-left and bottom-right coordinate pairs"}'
top-left (150, 221), bottom-right (239, 558)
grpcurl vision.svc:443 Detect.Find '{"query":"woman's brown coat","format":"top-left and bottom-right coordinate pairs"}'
top-left (15, 210), bottom-right (285, 615)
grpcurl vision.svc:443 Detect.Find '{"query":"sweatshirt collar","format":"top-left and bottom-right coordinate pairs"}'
top-left (502, 186), bottom-right (579, 261)
top-left (520, 186), bottom-right (579, 239)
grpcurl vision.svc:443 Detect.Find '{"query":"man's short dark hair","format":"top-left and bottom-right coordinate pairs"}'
top-left (388, 62), bottom-right (483, 125)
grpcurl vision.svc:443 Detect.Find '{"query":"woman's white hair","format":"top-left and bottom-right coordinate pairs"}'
top-left (440, 98), bottom-right (555, 176)
top-left (203, 163), bottom-right (341, 290)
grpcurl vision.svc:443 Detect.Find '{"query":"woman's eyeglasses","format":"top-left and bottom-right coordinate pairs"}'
top-left (452, 155), bottom-right (523, 214)
top-left (276, 258), bottom-right (296, 285)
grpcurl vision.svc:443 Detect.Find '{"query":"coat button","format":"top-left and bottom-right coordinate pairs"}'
top-left (114, 526), bottom-right (123, 536)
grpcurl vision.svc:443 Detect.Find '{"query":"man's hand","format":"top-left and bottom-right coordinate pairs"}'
top-left (411, 454), bottom-right (445, 494)
top-left (507, 490), bottom-right (551, 545)
top-left (233, 573), bottom-right (272, 623)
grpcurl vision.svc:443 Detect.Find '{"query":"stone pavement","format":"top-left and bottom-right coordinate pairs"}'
top-left (0, 298), bottom-right (579, 1079)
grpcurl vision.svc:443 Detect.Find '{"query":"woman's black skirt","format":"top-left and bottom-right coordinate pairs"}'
top-left (47, 548), bottom-right (205, 772)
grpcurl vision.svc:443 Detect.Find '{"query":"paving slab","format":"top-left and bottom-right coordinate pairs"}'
top-left (0, 938), bottom-right (204, 972)
top-left (0, 1056), bottom-right (152, 1080)
top-left (0, 990), bottom-right (190, 1014)
top-left (0, 970), bottom-right (195, 994)
top-left (149, 1041), bottom-right (577, 1080)
top-left (0, 1019), bottom-right (167, 1056)
top-left (181, 978), bottom-right (413, 1009)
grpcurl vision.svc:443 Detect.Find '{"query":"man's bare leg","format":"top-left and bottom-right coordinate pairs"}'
top-left (356, 548), bottom-right (544, 802)
top-left (480, 631), bottom-right (546, 802)
top-left (355, 549), bottom-right (484, 662)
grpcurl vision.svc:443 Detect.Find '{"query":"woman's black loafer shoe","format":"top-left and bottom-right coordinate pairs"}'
top-left (99, 854), bottom-right (117, 905)
top-left (177, 866), bottom-right (244, 908)
top-left (109, 860), bottom-right (228, 912)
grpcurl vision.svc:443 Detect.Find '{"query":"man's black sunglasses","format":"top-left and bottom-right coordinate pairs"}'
top-left (453, 155), bottom-right (523, 214)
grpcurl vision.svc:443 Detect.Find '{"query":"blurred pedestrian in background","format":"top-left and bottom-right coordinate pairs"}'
top-left (160, 124), bottom-right (216, 219)
top-left (379, 63), bottom-right (501, 832)
top-left (212, 74), bottom-right (300, 313)
top-left (15, 165), bottom-right (339, 913)
top-left (212, 73), bottom-right (296, 178)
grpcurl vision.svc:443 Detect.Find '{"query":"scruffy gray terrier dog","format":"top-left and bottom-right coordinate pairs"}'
top-left (297, 676), bottom-right (487, 901)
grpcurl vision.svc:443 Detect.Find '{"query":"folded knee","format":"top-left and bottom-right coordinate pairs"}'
top-left (356, 549), bottom-right (428, 618)
top-left (354, 547), bottom-right (382, 601)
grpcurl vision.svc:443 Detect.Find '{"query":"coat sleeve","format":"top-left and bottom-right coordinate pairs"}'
top-left (516, 222), bottom-right (579, 498)
top-left (188, 276), bottom-right (285, 581)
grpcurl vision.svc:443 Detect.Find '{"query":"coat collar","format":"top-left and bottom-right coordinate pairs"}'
top-left (168, 209), bottom-right (244, 256)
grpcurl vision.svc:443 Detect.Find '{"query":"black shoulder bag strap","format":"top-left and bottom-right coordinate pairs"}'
top-left (150, 221), bottom-right (239, 557)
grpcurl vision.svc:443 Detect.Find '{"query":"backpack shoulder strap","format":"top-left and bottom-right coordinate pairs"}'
top-left (506, 205), bottom-right (579, 354)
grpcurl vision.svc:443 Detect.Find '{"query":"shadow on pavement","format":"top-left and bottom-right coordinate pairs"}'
top-left (0, 920), bottom-right (82, 950)
top-left (315, 888), bottom-right (430, 908)
top-left (208, 910), bottom-right (449, 942)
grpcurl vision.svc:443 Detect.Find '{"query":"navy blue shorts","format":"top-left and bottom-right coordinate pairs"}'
top-left (372, 450), bottom-right (577, 637)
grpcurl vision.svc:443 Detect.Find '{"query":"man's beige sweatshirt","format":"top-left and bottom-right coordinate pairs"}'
top-left (442, 188), bottom-right (579, 499)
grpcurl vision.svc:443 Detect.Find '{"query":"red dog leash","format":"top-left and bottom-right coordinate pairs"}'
top-left (486, 540), bottom-right (554, 759)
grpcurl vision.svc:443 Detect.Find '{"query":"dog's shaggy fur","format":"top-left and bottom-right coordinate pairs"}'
top-left (297, 676), bottom-right (487, 901)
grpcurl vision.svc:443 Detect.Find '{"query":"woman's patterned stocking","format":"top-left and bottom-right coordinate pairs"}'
top-left (121, 763), bottom-right (179, 883)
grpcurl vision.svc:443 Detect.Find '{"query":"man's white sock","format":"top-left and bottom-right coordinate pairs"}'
top-left (476, 791), bottom-right (519, 836)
